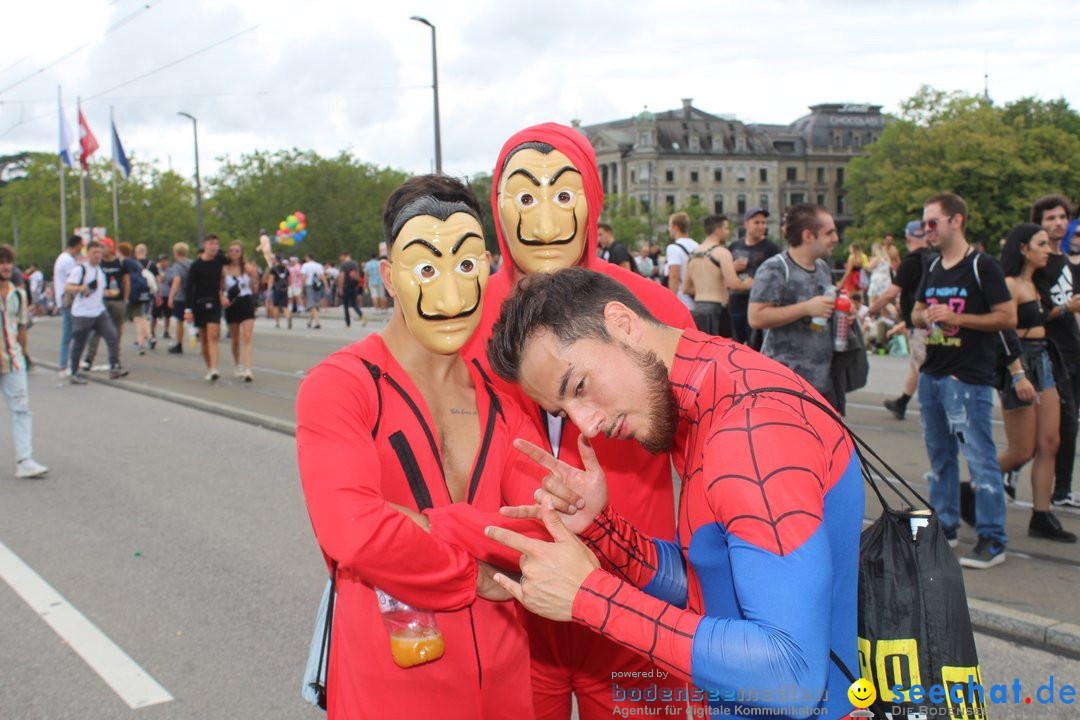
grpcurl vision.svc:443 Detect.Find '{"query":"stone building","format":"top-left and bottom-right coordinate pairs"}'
top-left (579, 99), bottom-right (886, 242)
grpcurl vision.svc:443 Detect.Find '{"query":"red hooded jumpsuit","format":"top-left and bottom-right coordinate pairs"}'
top-left (435, 123), bottom-right (694, 719)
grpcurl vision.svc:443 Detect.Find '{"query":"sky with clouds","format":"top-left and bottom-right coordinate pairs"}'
top-left (1, 0), bottom-right (1078, 184)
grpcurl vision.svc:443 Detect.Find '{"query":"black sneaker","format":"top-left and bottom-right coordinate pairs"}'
top-left (1052, 491), bottom-right (1080, 508)
top-left (883, 398), bottom-right (906, 420)
top-left (960, 536), bottom-right (1006, 569)
top-left (1029, 511), bottom-right (1077, 543)
top-left (959, 482), bottom-right (976, 527)
top-left (80, 359), bottom-right (92, 371)
top-left (167, 343), bottom-right (183, 354)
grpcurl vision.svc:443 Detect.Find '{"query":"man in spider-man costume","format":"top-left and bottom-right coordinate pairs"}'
top-left (430, 123), bottom-right (692, 718)
top-left (481, 268), bottom-right (863, 718)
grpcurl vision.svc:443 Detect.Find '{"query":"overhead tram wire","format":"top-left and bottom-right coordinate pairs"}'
top-left (0, 0), bottom-right (167, 95)
top-left (0, 23), bottom-right (260, 139)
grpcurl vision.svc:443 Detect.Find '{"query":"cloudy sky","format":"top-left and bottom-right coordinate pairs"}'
top-left (1, 0), bottom-right (1078, 184)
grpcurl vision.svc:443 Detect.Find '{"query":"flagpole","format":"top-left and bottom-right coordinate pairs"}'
top-left (59, 87), bottom-right (68, 252)
top-left (111, 106), bottom-right (119, 243)
top-left (78, 97), bottom-right (87, 235)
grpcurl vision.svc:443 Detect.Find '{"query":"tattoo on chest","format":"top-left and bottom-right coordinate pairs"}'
top-left (450, 408), bottom-right (478, 416)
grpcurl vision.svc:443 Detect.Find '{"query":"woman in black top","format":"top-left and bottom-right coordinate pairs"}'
top-left (999, 223), bottom-right (1075, 542)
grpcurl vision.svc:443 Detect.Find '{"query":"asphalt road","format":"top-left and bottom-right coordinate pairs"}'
top-left (2, 311), bottom-right (1079, 718)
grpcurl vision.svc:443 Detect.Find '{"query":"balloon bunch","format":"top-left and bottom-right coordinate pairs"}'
top-left (276, 211), bottom-right (308, 245)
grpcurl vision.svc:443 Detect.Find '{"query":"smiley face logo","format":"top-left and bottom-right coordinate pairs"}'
top-left (847, 678), bottom-right (877, 709)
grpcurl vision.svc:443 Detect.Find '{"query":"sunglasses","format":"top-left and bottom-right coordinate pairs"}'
top-left (922, 215), bottom-right (953, 231)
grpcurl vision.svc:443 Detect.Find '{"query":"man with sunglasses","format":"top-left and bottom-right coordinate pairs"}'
top-left (912, 192), bottom-right (1015, 569)
top-left (1031, 195), bottom-right (1080, 508)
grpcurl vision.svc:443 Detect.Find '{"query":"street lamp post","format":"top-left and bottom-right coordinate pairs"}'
top-left (177, 111), bottom-right (205, 245)
top-left (409, 16), bottom-right (442, 174)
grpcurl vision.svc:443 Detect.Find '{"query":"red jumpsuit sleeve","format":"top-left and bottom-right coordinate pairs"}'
top-left (425, 399), bottom-right (551, 568)
top-left (296, 360), bottom-right (478, 611)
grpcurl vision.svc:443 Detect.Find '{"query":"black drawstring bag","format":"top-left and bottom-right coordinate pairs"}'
top-left (742, 388), bottom-right (986, 720)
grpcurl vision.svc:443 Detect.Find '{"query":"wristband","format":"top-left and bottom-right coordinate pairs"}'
top-left (1011, 372), bottom-right (1026, 386)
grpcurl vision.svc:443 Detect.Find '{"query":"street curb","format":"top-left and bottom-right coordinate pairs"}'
top-left (31, 361), bottom-right (1080, 657)
top-left (968, 598), bottom-right (1080, 658)
top-left (37, 361), bottom-right (296, 437)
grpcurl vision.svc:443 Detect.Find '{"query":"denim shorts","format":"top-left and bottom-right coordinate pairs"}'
top-left (1000, 340), bottom-right (1055, 410)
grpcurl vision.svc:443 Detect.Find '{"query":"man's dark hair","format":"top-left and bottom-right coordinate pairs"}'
top-left (488, 267), bottom-right (659, 382)
top-left (67, 234), bottom-right (83, 248)
top-left (925, 192), bottom-right (968, 230)
top-left (86, 240), bottom-right (104, 251)
top-left (1031, 194), bottom-right (1075, 224)
top-left (597, 222), bottom-right (613, 234)
top-left (0, 244), bottom-right (14, 264)
top-left (499, 141), bottom-right (556, 174)
top-left (205, 234), bottom-right (220, 242)
top-left (784, 204), bottom-right (827, 247)
top-left (382, 174), bottom-right (483, 252)
top-left (703, 214), bottom-right (729, 236)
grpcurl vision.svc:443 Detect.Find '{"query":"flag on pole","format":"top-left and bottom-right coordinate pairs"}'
top-left (111, 117), bottom-right (131, 179)
top-left (78, 106), bottom-right (99, 171)
top-left (59, 96), bottom-right (75, 167)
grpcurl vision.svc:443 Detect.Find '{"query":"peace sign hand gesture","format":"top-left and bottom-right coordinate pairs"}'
top-left (501, 434), bottom-right (609, 535)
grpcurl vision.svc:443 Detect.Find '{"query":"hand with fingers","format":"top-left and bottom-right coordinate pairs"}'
top-left (486, 501), bottom-right (600, 621)
top-left (501, 434), bottom-right (609, 535)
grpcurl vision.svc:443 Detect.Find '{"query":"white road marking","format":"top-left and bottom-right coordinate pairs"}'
top-left (0, 539), bottom-right (173, 709)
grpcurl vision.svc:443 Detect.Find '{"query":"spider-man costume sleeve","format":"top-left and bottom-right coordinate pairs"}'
top-left (571, 392), bottom-right (861, 716)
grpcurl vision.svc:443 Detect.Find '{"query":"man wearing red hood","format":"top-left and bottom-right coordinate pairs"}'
top-left (445, 123), bottom-right (692, 718)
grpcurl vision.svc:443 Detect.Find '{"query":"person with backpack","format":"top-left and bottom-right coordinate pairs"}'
top-left (118, 242), bottom-right (152, 354)
top-left (912, 192), bottom-right (1016, 569)
top-left (476, 266), bottom-right (863, 719)
top-left (80, 237), bottom-right (127, 372)
top-left (295, 174), bottom-right (546, 718)
top-left (337, 251), bottom-right (366, 328)
top-left (664, 211), bottom-right (698, 309)
top-left (300, 253), bottom-right (326, 329)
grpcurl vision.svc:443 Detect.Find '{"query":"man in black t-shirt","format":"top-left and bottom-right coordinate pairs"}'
top-left (597, 223), bottom-right (635, 272)
top-left (1032, 194), bottom-right (1080, 507)
top-left (869, 220), bottom-right (935, 420)
top-left (912, 193), bottom-right (1015, 569)
top-left (728, 207), bottom-right (781, 344)
top-left (183, 235), bottom-right (226, 381)
top-left (337, 251), bottom-right (366, 328)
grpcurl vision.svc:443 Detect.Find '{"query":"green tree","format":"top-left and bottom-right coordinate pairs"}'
top-left (602, 194), bottom-right (651, 251)
top-left (847, 87), bottom-right (1080, 255)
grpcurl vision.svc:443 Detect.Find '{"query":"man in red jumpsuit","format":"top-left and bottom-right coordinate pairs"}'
top-left (296, 175), bottom-right (544, 719)
top-left (434, 123), bottom-right (693, 719)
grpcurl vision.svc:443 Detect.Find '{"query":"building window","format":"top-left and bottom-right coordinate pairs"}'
top-left (786, 167), bottom-right (797, 182)
top-left (714, 168), bottom-right (722, 182)
top-left (853, 134), bottom-right (862, 149)
top-left (630, 169), bottom-right (636, 184)
top-left (833, 133), bottom-right (842, 148)
top-left (736, 137), bottom-right (746, 152)
top-left (689, 136), bottom-right (700, 151)
top-left (666, 194), bottom-right (676, 209)
top-left (790, 192), bottom-right (805, 206)
top-left (638, 131), bottom-right (650, 146)
top-left (714, 194), bottom-right (724, 214)
top-left (737, 194), bottom-right (747, 216)
top-left (690, 170), bottom-right (699, 184)
top-left (837, 194), bottom-right (846, 215)
top-left (759, 194), bottom-right (769, 212)
top-left (817, 193), bottom-right (826, 207)
top-left (759, 168), bottom-right (768, 183)
top-left (639, 194), bottom-right (651, 214)
top-left (816, 167), bottom-right (825, 184)
top-left (665, 169), bottom-right (675, 183)
top-left (836, 168), bottom-right (845, 185)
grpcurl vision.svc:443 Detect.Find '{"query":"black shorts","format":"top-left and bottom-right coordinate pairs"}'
top-left (191, 297), bottom-right (222, 328)
top-left (272, 288), bottom-right (288, 308)
top-left (224, 295), bottom-right (256, 324)
top-left (152, 300), bottom-right (171, 319)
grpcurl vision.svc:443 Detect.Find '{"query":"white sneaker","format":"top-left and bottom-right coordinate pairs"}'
top-left (206, 369), bottom-right (219, 382)
top-left (91, 363), bottom-right (111, 372)
top-left (243, 368), bottom-right (253, 382)
top-left (1052, 491), bottom-right (1080, 509)
top-left (57, 368), bottom-right (71, 378)
top-left (15, 459), bottom-right (49, 479)
top-left (234, 367), bottom-right (245, 378)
